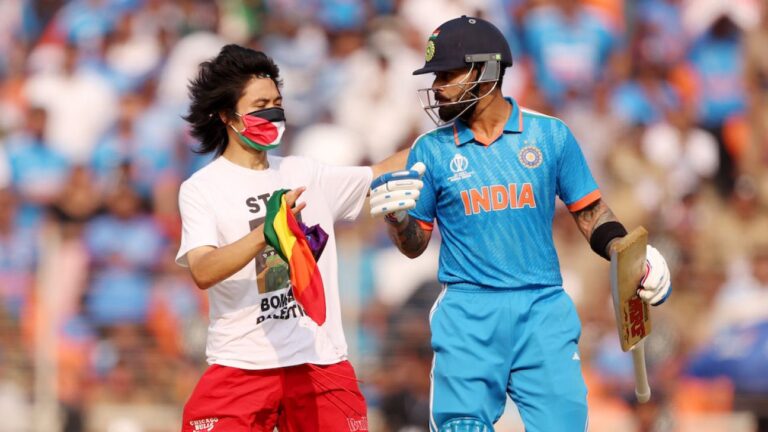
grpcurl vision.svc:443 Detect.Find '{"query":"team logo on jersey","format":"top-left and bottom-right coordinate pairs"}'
top-left (189, 417), bottom-right (218, 431)
top-left (448, 154), bottom-right (472, 182)
top-left (519, 145), bottom-right (543, 169)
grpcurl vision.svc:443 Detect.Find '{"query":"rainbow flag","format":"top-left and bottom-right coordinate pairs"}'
top-left (264, 189), bottom-right (328, 325)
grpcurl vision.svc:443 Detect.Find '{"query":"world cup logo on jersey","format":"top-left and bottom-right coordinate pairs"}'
top-left (450, 154), bottom-right (468, 173)
top-left (448, 154), bottom-right (472, 182)
top-left (519, 145), bottom-right (543, 169)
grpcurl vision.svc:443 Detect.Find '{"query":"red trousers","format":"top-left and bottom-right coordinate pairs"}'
top-left (181, 361), bottom-right (368, 431)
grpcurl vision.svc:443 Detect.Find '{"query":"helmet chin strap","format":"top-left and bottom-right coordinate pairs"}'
top-left (417, 60), bottom-right (501, 126)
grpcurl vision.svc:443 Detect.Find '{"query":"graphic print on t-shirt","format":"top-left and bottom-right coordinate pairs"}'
top-left (249, 216), bottom-right (290, 294)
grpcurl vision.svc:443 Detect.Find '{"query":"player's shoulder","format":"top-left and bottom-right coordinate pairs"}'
top-left (520, 106), bottom-right (563, 125)
top-left (520, 106), bottom-right (573, 141)
top-left (410, 124), bottom-right (455, 152)
top-left (411, 123), bottom-right (453, 148)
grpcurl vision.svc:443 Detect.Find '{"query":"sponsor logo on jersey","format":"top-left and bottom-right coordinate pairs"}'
top-left (460, 183), bottom-right (536, 215)
top-left (189, 417), bottom-right (218, 431)
top-left (519, 145), bottom-right (543, 169)
top-left (448, 154), bottom-right (473, 182)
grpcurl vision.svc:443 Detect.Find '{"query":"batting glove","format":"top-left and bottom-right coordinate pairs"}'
top-left (638, 245), bottom-right (672, 306)
top-left (370, 162), bottom-right (426, 223)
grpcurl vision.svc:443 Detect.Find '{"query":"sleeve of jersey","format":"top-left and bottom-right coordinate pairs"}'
top-left (406, 139), bottom-right (436, 230)
top-left (556, 123), bottom-right (602, 212)
top-left (176, 182), bottom-right (219, 267)
top-left (316, 160), bottom-right (374, 222)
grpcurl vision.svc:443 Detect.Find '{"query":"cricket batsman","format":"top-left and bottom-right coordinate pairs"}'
top-left (369, 16), bottom-right (672, 431)
top-left (176, 44), bottom-right (406, 431)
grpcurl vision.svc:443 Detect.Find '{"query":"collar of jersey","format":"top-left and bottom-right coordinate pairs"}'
top-left (451, 97), bottom-right (523, 147)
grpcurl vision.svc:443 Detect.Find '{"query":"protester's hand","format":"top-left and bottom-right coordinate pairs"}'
top-left (284, 187), bottom-right (306, 216)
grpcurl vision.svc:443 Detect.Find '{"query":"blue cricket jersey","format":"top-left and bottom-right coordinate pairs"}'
top-left (407, 98), bottom-right (600, 289)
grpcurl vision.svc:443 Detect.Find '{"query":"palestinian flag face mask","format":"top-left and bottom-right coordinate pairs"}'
top-left (232, 107), bottom-right (286, 151)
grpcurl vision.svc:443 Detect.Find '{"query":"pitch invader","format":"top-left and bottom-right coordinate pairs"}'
top-left (177, 44), bottom-right (407, 431)
top-left (370, 16), bottom-right (672, 432)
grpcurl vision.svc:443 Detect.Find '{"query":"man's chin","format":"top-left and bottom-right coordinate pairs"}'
top-left (438, 102), bottom-right (474, 123)
top-left (438, 110), bottom-right (459, 122)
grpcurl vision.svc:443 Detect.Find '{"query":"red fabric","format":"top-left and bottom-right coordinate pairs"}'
top-left (241, 115), bottom-right (279, 144)
top-left (285, 209), bottom-right (326, 325)
top-left (182, 361), bottom-right (368, 432)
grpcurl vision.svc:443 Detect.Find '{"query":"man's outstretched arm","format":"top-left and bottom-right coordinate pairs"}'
top-left (370, 149), bottom-right (409, 179)
top-left (369, 162), bottom-right (431, 258)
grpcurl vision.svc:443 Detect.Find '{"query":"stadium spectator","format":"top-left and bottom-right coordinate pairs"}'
top-left (5, 106), bottom-right (70, 228)
top-left (91, 92), bottom-right (175, 199)
top-left (83, 176), bottom-right (166, 326)
top-left (522, 0), bottom-right (618, 105)
top-left (24, 41), bottom-right (118, 163)
top-left (687, 15), bottom-right (748, 195)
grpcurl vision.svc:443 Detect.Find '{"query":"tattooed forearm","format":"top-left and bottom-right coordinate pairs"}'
top-left (571, 199), bottom-right (619, 241)
top-left (387, 215), bottom-right (430, 258)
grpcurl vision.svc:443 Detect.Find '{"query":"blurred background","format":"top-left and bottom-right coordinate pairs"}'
top-left (1, 0), bottom-right (768, 431)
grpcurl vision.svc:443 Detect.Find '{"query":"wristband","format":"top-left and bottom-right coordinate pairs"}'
top-left (590, 221), bottom-right (628, 261)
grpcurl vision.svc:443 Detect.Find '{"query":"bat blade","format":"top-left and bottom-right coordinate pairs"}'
top-left (610, 226), bottom-right (651, 351)
top-left (610, 226), bottom-right (652, 403)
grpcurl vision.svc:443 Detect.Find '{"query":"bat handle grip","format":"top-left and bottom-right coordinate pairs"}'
top-left (632, 340), bottom-right (651, 403)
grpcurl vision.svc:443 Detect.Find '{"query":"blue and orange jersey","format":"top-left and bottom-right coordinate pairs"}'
top-left (407, 98), bottom-right (600, 289)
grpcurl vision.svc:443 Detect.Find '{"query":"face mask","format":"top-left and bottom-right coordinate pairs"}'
top-left (231, 107), bottom-right (286, 150)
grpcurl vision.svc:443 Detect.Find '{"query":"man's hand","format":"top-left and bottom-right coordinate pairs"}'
top-left (639, 245), bottom-right (672, 306)
top-left (370, 163), bottom-right (426, 223)
top-left (284, 187), bottom-right (306, 216)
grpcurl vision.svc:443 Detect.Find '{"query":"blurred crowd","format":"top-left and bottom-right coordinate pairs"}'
top-left (1, 0), bottom-right (768, 431)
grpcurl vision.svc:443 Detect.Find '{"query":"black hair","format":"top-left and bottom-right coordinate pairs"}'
top-left (184, 44), bottom-right (282, 155)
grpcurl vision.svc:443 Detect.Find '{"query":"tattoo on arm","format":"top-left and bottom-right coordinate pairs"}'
top-left (388, 216), bottom-right (428, 257)
top-left (572, 199), bottom-right (618, 241)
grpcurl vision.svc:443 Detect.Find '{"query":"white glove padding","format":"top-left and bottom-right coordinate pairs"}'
top-left (638, 244), bottom-right (672, 306)
top-left (370, 162), bottom-right (426, 221)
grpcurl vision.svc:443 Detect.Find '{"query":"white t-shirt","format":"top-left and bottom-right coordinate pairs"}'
top-left (176, 155), bottom-right (372, 369)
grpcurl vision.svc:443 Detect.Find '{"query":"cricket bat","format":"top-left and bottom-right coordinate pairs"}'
top-left (610, 226), bottom-right (651, 403)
